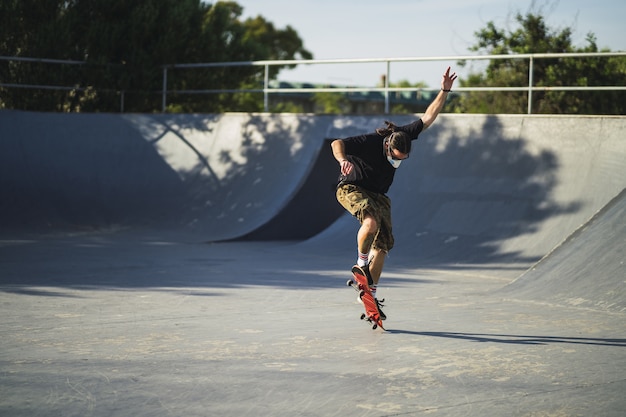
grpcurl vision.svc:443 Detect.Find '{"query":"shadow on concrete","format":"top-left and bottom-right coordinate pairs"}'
top-left (387, 330), bottom-right (626, 347)
top-left (0, 112), bottom-right (195, 231)
top-left (496, 187), bottom-right (626, 313)
top-left (391, 115), bottom-right (580, 265)
top-left (304, 114), bottom-right (582, 270)
top-left (233, 138), bottom-right (345, 240)
top-left (0, 112), bottom-right (333, 241)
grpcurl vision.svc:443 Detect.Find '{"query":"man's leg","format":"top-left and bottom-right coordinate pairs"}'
top-left (369, 192), bottom-right (393, 289)
top-left (368, 247), bottom-right (387, 320)
top-left (368, 248), bottom-right (386, 286)
top-left (335, 185), bottom-right (381, 282)
top-left (357, 213), bottom-right (378, 260)
top-left (367, 194), bottom-right (392, 320)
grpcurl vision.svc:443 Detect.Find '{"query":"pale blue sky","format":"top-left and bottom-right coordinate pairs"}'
top-left (229, 0), bottom-right (626, 87)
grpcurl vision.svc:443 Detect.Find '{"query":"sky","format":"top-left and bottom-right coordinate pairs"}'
top-left (229, 0), bottom-right (626, 88)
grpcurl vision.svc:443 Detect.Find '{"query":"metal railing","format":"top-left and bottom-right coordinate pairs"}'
top-left (162, 52), bottom-right (626, 114)
top-left (2, 52), bottom-right (625, 113)
top-left (0, 56), bottom-right (127, 112)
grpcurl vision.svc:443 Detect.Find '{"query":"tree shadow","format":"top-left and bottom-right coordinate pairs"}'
top-left (1, 112), bottom-right (333, 241)
top-left (386, 115), bottom-right (582, 267)
top-left (139, 113), bottom-right (330, 240)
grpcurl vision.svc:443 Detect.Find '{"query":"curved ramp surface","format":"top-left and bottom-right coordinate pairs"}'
top-left (498, 188), bottom-right (626, 312)
top-left (307, 114), bottom-right (626, 276)
top-left (0, 111), bottom-right (329, 241)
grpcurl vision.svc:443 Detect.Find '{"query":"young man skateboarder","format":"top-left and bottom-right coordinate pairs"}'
top-left (332, 66), bottom-right (458, 319)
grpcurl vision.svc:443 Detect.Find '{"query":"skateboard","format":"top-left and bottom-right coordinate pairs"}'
top-left (346, 265), bottom-right (385, 330)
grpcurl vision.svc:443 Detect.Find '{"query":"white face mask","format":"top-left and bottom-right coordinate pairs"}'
top-left (387, 154), bottom-right (402, 169)
top-left (385, 139), bottom-right (403, 169)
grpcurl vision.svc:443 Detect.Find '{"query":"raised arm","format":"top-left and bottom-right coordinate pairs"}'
top-left (421, 66), bottom-right (457, 129)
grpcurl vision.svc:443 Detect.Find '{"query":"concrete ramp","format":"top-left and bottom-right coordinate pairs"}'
top-left (306, 115), bottom-right (626, 277)
top-left (0, 111), bottom-right (334, 241)
top-left (2, 111), bottom-right (625, 276)
top-left (498, 188), bottom-right (626, 312)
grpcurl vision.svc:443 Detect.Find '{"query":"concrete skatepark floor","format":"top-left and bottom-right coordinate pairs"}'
top-left (1, 231), bottom-right (625, 417)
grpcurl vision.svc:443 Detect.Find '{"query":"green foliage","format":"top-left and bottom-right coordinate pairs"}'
top-left (390, 104), bottom-right (411, 114)
top-left (270, 101), bottom-right (305, 114)
top-left (312, 92), bottom-right (350, 114)
top-left (0, 0), bottom-right (312, 112)
top-left (382, 79), bottom-right (428, 89)
top-left (456, 8), bottom-right (626, 114)
top-left (380, 79), bottom-right (430, 114)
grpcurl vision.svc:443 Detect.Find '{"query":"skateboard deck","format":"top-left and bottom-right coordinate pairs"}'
top-left (347, 265), bottom-right (385, 330)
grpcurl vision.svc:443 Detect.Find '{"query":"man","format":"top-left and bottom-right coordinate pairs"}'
top-left (331, 66), bottom-right (457, 319)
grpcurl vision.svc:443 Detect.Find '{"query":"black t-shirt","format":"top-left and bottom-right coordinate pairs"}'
top-left (338, 119), bottom-right (424, 194)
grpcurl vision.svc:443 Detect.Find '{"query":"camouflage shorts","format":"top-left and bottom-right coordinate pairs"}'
top-left (336, 184), bottom-right (394, 252)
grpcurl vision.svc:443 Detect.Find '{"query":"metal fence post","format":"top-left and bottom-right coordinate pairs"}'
top-left (162, 67), bottom-right (168, 112)
top-left (384, 61), bottom-right (390, 114)
top-left (264, 64), bottom-right (269, 112)
top-left (527, 56), bottom-right (534, 115)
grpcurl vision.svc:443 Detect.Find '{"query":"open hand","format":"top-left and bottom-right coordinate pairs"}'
top-left (441, 66), bottom-right (457, 91)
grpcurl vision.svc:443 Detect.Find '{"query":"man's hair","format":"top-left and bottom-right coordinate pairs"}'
top-left (376, 121), bottom-right (411, 154)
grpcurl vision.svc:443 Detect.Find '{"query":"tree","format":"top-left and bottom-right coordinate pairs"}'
top-left (194, 4), bottom-right (312, 113)
top-left (0, 0), bottom-right (81, 110)
top-left (455, 6), bottom-right (626, 114)
top-left (385, 79), bottom-right (430, 114)
top-left (0, 0), bottom-right (312, 112)
top-left (311, 92), bottom-right (350, 114)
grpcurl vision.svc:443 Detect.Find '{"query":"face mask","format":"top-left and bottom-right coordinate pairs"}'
top-left (387, 154), bottom-right (402, 169)
top-left (385, 139), bottom-right (403, 168)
